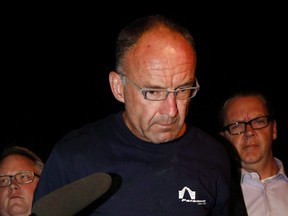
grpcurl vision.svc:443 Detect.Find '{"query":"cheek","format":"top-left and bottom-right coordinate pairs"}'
top-left (24, 182), bottom-right (38, 196)
top-left (125, 92), bottom-right (145, 109)
top-left (0, 191), bottom-right (7, 203)
top-left (137, 104), bottom-right (158, 121)
top-left (179, 101), bottom-right (190, 113)
top-left (228, 137), bottom-right (241, 148)
top-left (127, 92), bottom-right (156, 111)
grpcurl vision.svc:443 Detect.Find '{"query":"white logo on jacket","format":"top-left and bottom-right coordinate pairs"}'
top-left (178, 186), bottom-right (206, 205)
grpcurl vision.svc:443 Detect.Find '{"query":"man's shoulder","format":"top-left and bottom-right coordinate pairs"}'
top-left (71, 113), bottom-right (120, 133)
top-left (187, 125), bottom-right (222, 145)
top-left (185, 125), bottom-right (229, 160)
top-left (57, 112), bottom-right (121, 144)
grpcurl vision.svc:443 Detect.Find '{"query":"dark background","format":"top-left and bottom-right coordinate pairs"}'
top-left (1, 3), bottom-right (287, 165)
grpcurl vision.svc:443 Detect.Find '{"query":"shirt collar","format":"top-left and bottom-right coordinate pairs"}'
top-left (240, 157), bottom-right (288, 182)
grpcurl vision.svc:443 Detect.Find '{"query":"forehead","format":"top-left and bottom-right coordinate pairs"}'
top-left (125, 27), bottom-right (196, 76)
top-left (224, 96), bottom-right (267, 117)
top-left (0, 154), bottom-right (35, 174)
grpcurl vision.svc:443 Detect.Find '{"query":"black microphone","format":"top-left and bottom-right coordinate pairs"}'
top-left (31, 172), bottom-right (112, 216)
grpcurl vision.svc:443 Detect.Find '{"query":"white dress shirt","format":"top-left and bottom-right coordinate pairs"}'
top-left (241, 158), bottom-right (288, 216)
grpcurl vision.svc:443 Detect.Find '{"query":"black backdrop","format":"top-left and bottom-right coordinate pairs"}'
top-left (2, 3), bottom-right (287, 164)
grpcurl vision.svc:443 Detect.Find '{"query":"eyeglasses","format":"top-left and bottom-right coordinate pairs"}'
top-left (222, 115), bottom-right (273, 135)
top-left (119, 74), bottom-right (200, 101)
top-left (0, 171), bottom-right (40, 187)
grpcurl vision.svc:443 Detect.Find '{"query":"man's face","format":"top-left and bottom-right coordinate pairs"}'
top-left (0, 155), bottom-right (40, 216)
top-left (221, 96), bottom-right (277, 169)
top-left (120, 27), bottom-right (197, 143)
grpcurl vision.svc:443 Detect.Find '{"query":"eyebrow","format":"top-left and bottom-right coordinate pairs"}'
top-left (142, 80), bottom-right (195, 89)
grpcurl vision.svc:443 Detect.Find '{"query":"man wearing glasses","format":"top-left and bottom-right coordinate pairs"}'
top-left (219, 91), bottom-right (288, 216)
top-left (34, 14), bottom-right (231, 215)
top-left (0, 145), bottom-right (44, 216)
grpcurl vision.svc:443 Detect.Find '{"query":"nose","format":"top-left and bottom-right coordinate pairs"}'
top-left (9, 178), bottom-right (20, 189)
top-left (244, 123), bottom-right (255, 136)
top-left (159, 93), bottom-right (178, 117)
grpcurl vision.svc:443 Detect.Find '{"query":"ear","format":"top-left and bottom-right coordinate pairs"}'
top-left (109, 71), bottom-right (125, 103)
top-left (219, 131), bottom-right (225, 138)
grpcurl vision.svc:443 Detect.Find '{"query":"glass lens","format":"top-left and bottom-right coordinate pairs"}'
top-left (251, 116), bottom-right (269, 129)
top-left (176, 88), bottom-right (192, 99)
top-left (145, 90), bottom-right (166, 100)
top-left (16, 172), bottom-right (33, 183)
top-left (0, 176), bottom-right (10, 187)
top-left (230, 123), bottom-right (245, 134)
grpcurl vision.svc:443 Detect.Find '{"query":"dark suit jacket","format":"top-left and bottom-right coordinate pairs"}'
top-left (229, 168), bottom-right (248, 216)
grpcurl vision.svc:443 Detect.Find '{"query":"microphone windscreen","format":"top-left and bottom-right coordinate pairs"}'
top-left (31, 172), bottom-right (112, 216)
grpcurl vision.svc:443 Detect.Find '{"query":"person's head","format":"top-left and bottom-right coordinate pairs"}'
top-left (219, 91), bottom-right (277, 171)
top-left (109, 14), bottom-right (199, 143)
top-left (0, 145), bottom-right (44, 216)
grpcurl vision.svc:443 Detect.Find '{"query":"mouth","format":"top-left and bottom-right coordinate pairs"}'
top-left (158, 122), bottom-right (174, 127)
top-left (157, 118), bottom-right (177, 126)
top-left (9, 195), bottom-right (22, 200)
top-left (156, 122), bottom-right (177, 131)
top-left (242, 143), bottom-right (258, 150)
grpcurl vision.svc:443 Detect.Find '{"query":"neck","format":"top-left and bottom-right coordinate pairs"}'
top-left (243, 157), bottom-right (278, 180)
